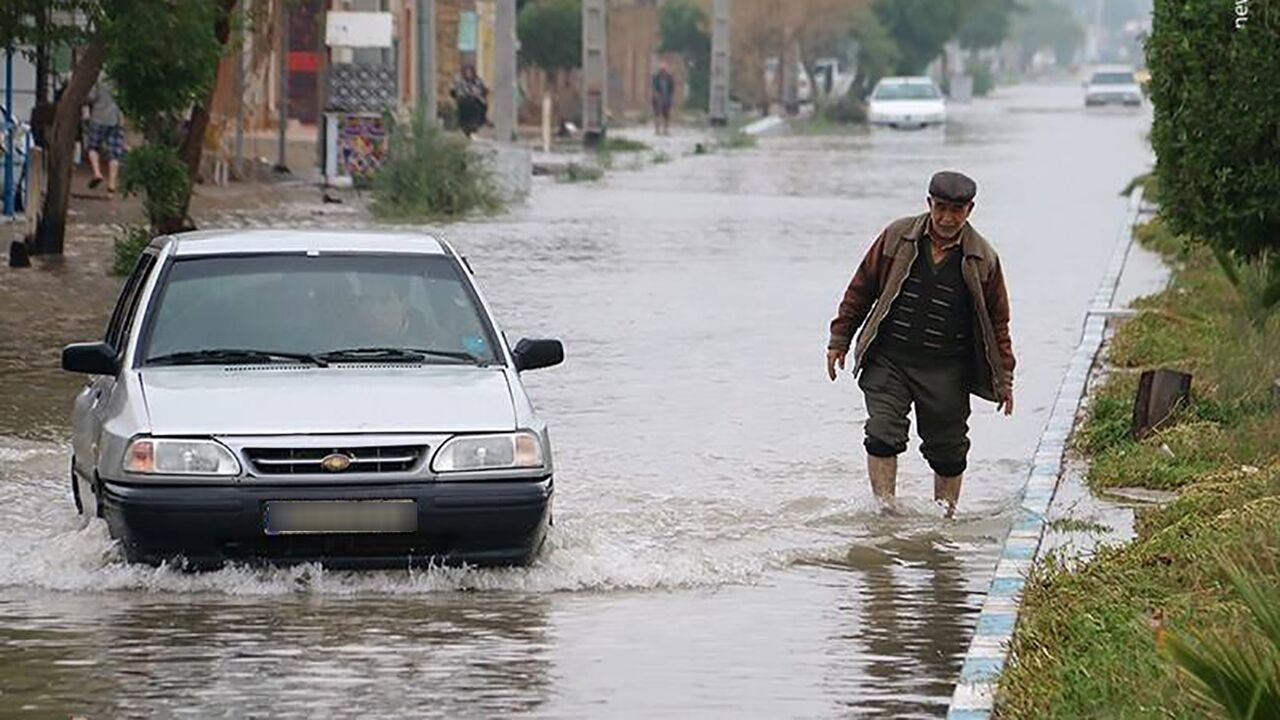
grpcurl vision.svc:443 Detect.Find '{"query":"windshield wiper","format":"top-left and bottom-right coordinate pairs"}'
top-left (317, 346), bottom-right (483, 365)
top-left (147, 348), bottom-right (329, 367)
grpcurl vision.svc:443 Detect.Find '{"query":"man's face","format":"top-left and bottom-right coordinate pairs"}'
top-left (927, 197), bottom-right (973, 239)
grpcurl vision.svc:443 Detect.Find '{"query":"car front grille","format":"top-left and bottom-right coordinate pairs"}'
top-left (245, 445), bottom-right (428, 475)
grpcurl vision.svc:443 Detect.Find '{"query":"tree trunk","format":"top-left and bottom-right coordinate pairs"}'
top-left (163, 0), bottom-right (239, 235)
top-left (34, 38), bottom-right (108, 256)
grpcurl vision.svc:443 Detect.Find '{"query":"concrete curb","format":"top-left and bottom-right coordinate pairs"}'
top-left (946, 187), bottom-right (1145, 719)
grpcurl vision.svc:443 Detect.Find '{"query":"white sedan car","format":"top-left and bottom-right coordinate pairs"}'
top-left (868, 77), bottom-right (947, 129)
top-left (1084, 65), bottom-right (1143, 107)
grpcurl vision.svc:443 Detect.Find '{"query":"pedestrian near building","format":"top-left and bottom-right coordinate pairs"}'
top-left (85, 77), bottom-right (126, 195)
top-left (825, 171), bottom-right (1015, 516)
top-left (651, 62), bottom-right (676, 136)
top-left (450, 64), bottom-right (489, 138)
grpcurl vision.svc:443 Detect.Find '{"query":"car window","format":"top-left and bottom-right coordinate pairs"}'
top-left (105, 253), bottom-right (157, 354)
top-left (872, 83), bottom-right (940, 100)
top-left (138, 253), bottom-right (500, 364)
top-left (1090, 72), bottom-right (1135, 85)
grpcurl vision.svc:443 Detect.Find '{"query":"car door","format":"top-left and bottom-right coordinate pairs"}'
top-left (72, 252), bottom-right (157, 513)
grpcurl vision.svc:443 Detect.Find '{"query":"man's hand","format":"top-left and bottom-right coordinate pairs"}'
top-left (826, 348), bottom-right (847, 381)
top-left (998, 391), bottom-right (1015, 416)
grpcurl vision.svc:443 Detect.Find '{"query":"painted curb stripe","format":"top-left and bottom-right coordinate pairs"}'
top-left (947, 188), bottom-right (1144, 714)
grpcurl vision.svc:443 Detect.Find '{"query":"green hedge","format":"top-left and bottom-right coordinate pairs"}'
top-left (1147, 0), bottom-right (1280, 259)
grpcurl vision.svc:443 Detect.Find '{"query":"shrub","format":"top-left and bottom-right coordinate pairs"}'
top-left (819, 92), bottom-right (868, 124)
top-left (370, 111), bottom-right (503, 221)
top-left (111, 224), bottom-right (152, 277)
top-left (1147, 0), bottom-right (1280, 260)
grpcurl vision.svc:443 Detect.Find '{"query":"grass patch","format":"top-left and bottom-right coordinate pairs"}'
top-left (596, 136), bottom-right (649, 153)
top-left (651, 151), bottom-right (671, 165)
top-left (999, 209), bottom-right (1280, 717)
top-left (371, 110), bottom-right (503, 221)
top-left (715, 129), bottom-right (757, 150)
top-left (998, 468), bottom-right (1280, 719)
top-left (1047, 517), bottom-right (1114, 534)
top-left (557, 162), bottom-right (604, 183)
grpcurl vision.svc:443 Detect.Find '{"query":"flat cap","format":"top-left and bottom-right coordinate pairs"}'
top-left (928, 171), bottom-right (977, 203)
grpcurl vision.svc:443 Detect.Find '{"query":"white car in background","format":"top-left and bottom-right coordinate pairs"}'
top-left (868, 76), bottom-right (947, 129)
top-left (1084, 65), bottom-right (1143, 107)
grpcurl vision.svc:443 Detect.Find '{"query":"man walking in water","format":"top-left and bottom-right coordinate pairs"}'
top-left (651, 62), bottom-right (676, 136)
top-left (826, 171), bottom-right (1015, 516)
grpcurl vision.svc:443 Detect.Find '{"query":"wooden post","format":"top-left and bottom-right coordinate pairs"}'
top-left (1131, 369), bottom-right (1193, 440)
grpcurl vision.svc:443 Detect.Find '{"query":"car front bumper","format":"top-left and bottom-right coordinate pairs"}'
top-left (100, 477), bottom-right (553, 569)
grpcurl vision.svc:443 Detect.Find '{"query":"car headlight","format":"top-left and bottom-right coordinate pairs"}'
top-left (124, 438), bottom-right (241, 476)
top-left (431, 431), bottom-right (544, 473)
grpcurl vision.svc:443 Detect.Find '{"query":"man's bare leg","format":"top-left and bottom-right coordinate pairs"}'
top-left (88, 149), bottom-right (104, 187)
top-left (868, 454), bottom-right (897, 502)
top-left (934, 473), bottom-right (963, 518)
top-left (107, 159), bottom-right (119, 194)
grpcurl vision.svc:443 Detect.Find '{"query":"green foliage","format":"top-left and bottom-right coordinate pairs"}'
top-left (558, 162), bottom-right (604, 183)
top-left (1213, 250), bottom-right (1280, 330)
top-left (874, 0), bottom-right (963, 74)
top-left (659, 0), bottom-right (710, 110)
top-left (1147, 0), bottom-right (1280, 260)
top-left (371, 111), bottom-right (503, 221)
top-left (818, 92), bottom-right (868, 124)
top-left (110, 224), bottom-right (152, 277)
top-left (1012, 0), bottom-right (1085, 68)
top-left (849, 2), bottom-right (900, 98)
top-left (517, 0), bottom-right (581, 75)
top-left (957, 0), bottom-right (1020, 50)
top-left (597, 136), bottom-right (649, 153)
top-left (715, 130), bottom-right (756, 150)
top-left (120, 143), bottom-right (191, 230)
top-left (0, 0), bottom-right (103, 51)
top-left (967, 58), bottom-right (994, 97)
top-left (1165, 560), bottom-right (1280, 720)
top-left (106, 0), bottom-right (222, 142)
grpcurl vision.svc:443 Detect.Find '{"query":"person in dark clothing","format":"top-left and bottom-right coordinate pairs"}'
top-left (451, 64), bottom-right (489, 138)
top-left (825, 171), bottom-right (1016, 517)
top-left (651, 62), bottom-right (676, 135)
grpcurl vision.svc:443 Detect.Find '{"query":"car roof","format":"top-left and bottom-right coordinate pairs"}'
top-left (876, 76), bottom-right (936, 85)
top-left (157, 229), bottom-right (450, 258)
top-left (1091, 65), bottom-right (1136, 74)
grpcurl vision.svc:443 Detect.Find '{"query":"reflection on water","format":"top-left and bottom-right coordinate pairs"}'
top-left (0, 83), bottom-right (1151, 717)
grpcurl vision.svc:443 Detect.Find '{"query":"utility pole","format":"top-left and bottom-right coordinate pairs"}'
top-left (275, 2), bottom-right (290, 173)
top-left (416, 0), bottom-right (437, 123)
top-left (708, 0), bottom-right (730, 127)
top-left (581, 0), bottom-right (606, 146)
top-left (493, 0), bottom-right (516, 143)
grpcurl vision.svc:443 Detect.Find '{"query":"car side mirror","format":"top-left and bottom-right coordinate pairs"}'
top-left (62, 342), bottom-right (120, 375)
top-left (512, 338), bottom-right (564, 372)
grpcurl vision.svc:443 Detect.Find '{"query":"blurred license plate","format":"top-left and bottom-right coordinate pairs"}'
top-left (264, 500), bottom-right (417, 535)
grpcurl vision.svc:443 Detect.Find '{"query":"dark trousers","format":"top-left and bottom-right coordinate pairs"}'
top-left (858, 352), bottom-right (972, 477)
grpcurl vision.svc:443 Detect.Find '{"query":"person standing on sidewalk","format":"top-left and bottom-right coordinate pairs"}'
top-left (85, 77), bottom-right (126, 195)
top-left (651, 62), bottom-right (676, 136)
top-left (825, 171), bottom-right (1016, 516)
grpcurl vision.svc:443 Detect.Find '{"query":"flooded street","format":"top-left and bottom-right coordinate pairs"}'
top-left (0, 83), bottom-right (1151, 717)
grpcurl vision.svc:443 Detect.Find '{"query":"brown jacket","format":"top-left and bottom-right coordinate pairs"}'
top-left (829, 213), bottom-right (1015, 402)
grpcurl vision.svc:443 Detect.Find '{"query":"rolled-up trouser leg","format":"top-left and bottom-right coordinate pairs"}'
top-left (906, 360), bottom-right (972, 477)
top-left (858, 354), bottom-right (912, 458)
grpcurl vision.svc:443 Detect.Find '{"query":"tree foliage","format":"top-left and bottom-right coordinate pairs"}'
top-left (873, 0), bottom-right (963, 74)
top-left (517, 0), bottom-right (581, 75)
top-left (1013, 0), bottom-right (1086, 67)
top-left (1147, 0), bottom-right (1280, 260)
top-left (659, 0), bottom-right (710, 110)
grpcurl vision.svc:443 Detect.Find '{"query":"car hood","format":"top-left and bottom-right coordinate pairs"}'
top-left (139, 366), bottom-right (516, 435)
top-left (1087, 83), bottom-right (1140, 94)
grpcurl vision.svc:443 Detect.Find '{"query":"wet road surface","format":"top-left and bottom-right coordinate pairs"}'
top-left (0, 83), bottom-right (1152, 718)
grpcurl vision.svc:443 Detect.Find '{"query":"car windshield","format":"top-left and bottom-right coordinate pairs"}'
top-left (872, 82), bottom-right (939, 100)
top-left (140, 254), bottom-right (499, 365)
top-left (1090, 72), bottom-right (1135, 85)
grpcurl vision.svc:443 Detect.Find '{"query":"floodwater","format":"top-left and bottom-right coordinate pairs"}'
top-left (0, 83), bottom-right (1153, 718)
